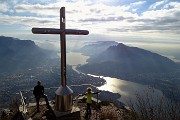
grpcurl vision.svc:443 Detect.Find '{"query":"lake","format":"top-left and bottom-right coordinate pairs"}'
top-left (67, 52), bottom-right (89, 65)
top-left (67, 52), bottom-right (165, 104)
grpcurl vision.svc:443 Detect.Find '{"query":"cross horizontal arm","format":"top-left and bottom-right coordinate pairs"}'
top-left (32, 28), bottom-right (89, 35)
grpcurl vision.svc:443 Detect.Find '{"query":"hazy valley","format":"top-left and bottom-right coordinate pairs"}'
top-left (0, 36), bottom-right (180, 108)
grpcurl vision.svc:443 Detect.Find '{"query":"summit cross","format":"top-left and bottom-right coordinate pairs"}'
top-left (32, 7), bottom-right (89, 87)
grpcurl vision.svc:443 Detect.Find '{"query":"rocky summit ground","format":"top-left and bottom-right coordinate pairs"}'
top-left (1, 97), bottom-right (131, 120)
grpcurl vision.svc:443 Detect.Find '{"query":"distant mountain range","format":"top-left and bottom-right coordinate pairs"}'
top-left (79, 42), bottom-right (179, 74)
top-left (79, 41), bottom-right (118, 56)
top-left (0, 36), bottom-right (57, 73)
top-left (0, 36), bottom-right (178, 75)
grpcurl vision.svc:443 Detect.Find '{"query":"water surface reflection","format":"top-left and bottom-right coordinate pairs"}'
top-left (98, 77), bottom-right (164, 104)
top-left (67, 52), bottom-right (165, 104)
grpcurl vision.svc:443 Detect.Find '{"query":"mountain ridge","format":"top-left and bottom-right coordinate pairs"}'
top-left (80, 42), bottom-right (178, 73)
top-left (0, 36), bottom-right (57, 73)
top-left (79, 41), bottom-right (119, 56)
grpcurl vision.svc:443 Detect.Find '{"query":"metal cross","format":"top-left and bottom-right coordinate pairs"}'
top-left (32, 7), bottom-right (89, 87)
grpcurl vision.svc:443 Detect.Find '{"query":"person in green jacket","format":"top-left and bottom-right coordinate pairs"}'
top-left (84, 87), bottom-right (101, 119)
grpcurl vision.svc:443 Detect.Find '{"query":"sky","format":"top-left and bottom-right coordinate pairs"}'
top-left (0, 0), bottom-right (180, 61)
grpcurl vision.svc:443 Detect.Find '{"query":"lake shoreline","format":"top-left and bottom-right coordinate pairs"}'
top-left (67, 52), bottom-right (165, 105)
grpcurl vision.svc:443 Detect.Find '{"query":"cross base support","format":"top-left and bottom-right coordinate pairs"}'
top-left (54, 106), bottom-right (81, 119)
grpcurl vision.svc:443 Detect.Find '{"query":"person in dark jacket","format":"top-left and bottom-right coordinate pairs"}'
top-left (33, 81), bottom-right (50, 112)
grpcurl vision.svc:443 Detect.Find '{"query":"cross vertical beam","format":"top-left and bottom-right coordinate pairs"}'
top-left (31, 7), bottom-right (89, 111)
top-left (60, 7), bottom-right (66, 87)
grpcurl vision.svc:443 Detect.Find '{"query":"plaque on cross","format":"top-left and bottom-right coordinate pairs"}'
top-left (32, 7), bottom-right (89, 111)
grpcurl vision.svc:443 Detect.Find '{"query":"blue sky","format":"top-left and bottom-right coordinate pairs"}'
top-left (0, 0), bottom-right (180, 61)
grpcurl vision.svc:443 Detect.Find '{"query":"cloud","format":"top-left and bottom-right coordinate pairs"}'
top-left (123, 2), bottom-right (179, 34)
top-left (163, 1), bottom-right (180, 9)
top-left (79, 16), bottom-right (133, 22)
top-left (149, 1), bottom-right (166, 9)
top-left (14, 1), bottom-right (131, 19)
top-left (0, 15), bottom-right (59, 28)
top-left (78, 0), bottom-right (119, 5)
top-left (131, 1), bottom-right (146, 6)
top-left (14, 1), bottom-right (92, 16)
top-left (0, 0), bottom-right (180, 42)
top-left (4, 1), bottom-right (180, 30)
top-left (0, 2), bottom-right (8, 13)
top-left (12, 1), bottom-right (134, 32)
top-left (15, 4), bottom-right (59, 16)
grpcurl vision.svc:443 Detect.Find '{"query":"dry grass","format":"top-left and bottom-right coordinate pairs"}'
top-left (100, 108), bottom-right (118, 120)
top-left (127, 90), bottom-right (180, 120)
